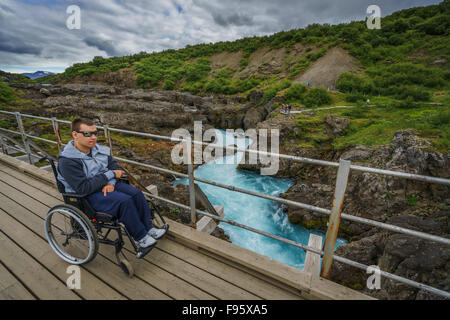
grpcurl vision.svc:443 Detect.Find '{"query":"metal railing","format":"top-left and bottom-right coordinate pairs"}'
top-left (0, 109), bottom-right (449, 299)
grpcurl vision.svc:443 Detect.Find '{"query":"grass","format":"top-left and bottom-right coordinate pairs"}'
top-left (288, 98), bottom-right (450, 153)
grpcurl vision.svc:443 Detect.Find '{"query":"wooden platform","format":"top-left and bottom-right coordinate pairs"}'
top-left (0, 153), bottom-right (373, 300)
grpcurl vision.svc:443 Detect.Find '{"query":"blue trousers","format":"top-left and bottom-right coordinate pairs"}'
top-left (86, 182), bottom-right (153, 241)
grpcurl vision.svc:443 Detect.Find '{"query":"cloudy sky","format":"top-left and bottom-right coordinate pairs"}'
top-left (0, 0), bottom-right (441, 74)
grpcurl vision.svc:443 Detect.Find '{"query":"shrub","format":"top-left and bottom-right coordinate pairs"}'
top-left (182, 81), bottom-right (205, 94)
top-left (306, 48), bottom-right (327, 61)
top-left (391, 96), bottom-right (420, 109)
top-left (345, 93), bottom-right (365, 103)
top-left (184, 58), bottom-right (211, 82)
top-left (162, 79), bottom-right (175, 90)
top-left (285, 84), bottom-right (306, 101)
top-left (262, 87), bottom-right (279, 102)
top-left (336, 73), bottom-right (374, 95)
top-left (0, 80), bottom-right (16, 103)
top-left (394, 86), bottom-right (431, 102)
top-left (427, 109), bottom-right (450, 128)
top-left (240, 58), bottom-right (249, 70)
top-left (417, 14), bottom-right (450, 35)
top-left (303, 88), bottom-right (332, 107)
top-left (289, 58), bottom-right (310, 78)
top-left (235, 77), bottom-right (260, 92)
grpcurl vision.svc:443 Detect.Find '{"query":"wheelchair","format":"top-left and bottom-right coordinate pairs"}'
top-left (40, 156), bottom-right (169, 277)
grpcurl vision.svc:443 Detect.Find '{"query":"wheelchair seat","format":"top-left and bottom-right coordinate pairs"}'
top-left (94, 211), bottom-right (116, 223)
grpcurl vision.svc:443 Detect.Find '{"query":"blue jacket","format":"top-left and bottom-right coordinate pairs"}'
top-left (57, 140), bottom-right (120, 195)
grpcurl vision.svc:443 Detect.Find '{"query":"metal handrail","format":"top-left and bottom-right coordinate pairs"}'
top-left (0, 109), bottom-right (449, 299)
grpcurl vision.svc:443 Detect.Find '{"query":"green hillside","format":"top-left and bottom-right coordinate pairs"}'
top-left (46, 1), bottom-right (449, 98)
top-left (9, 0), bottom-right (450, 152)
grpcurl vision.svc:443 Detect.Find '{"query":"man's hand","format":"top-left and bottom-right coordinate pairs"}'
top-left (113, 170), bottom-right (125, 179)
top-left (102, 183), bottom-right (115, 196)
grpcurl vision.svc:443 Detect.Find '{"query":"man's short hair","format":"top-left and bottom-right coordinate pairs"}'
top-left (71, 118), bottom-right (95, 132)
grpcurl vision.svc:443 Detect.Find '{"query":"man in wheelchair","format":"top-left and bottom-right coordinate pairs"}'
top-left (57, 118), bottom-right (166, 249)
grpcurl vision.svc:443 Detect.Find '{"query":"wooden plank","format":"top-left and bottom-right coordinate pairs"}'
top-left (304, 234), bottom-right (322, 276)
top-left (0, 183), bottom-right (212, 300)
top-left (99, 245), bottom-right (215, 300)
top-left (157, 239), bottom-right (302, 300)
top-left (0, 153), bottom-right (57, 186)
top-left (123, 241), bottom-right (261, 300)
top-left (165, 219), bottom-right (313, 295)
top-left (0, 230), bottom-right (80, 300)
top-left (0, 170), bottom-right (261, 300)
top-left (0, 171), bottom-right (61, 207)
top-left (0, 207), bottom-right (127, 300)
top-left (0, 164), bottom-right (63, 201)
top-left (0, 262), bottom-right (36, 300)
top-left (165, 220), bottom-right (373, 300)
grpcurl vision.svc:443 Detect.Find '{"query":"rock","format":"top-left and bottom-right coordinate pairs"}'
top-left (243, 107), bottom-right (268, 130)
top-left (323, 114), bottom-right (350, 136)
top-left (341, 146), bottom-right (372, 161)
top-left (39, 88), bottom-right (51, 96)
top-left (379, 234), bottom-right (450, 300)
top-left (329, 233), bottom-right (385, 291)
top-left (386, 214), bottom-right (448, 236)
top-left (247, 90), bottom-right (264, 105)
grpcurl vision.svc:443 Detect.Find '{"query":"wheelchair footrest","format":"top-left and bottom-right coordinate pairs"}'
top-left (136, 243), bottom-right (156, 259)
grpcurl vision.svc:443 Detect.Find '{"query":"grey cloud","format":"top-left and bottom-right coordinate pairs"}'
top-left (213, 12), bottom-right (254, 27)
top-left (0, 31), bottom-right (42, 55)
top-left (84, 37), bottom-right (122, 57)
top-left (0, 3), bottom-right (14, 15)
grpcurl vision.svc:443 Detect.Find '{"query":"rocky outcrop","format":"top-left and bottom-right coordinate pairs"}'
top-left (323, 114), bottom-right (350, 136)
top-left (329, 212), bottom-right (450, 300)
top-left (279, 130), bottom-right (449, 299)
top-left (13, 83), bottom-right (269, 137)
top-left (243, 107), bottom-right (268, 130)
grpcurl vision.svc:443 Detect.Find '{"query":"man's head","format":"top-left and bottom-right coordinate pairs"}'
top-left (71, 118), bottom-right (98, 150)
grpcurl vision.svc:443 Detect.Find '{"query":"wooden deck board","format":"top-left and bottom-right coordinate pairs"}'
top-left (0, 207), bottom-right (127, 300)
top-left (156, 239), bottom-right (302, 300)
top-left (0, 262), bottom-right (36, 300)
top-left (0, 230), bottom-right (80, 300)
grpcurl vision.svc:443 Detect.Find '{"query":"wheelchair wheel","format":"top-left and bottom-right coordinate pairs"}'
top-left (44, 204), bottom-right (98, 265)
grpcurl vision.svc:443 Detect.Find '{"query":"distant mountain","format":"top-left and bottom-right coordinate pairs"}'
top-left (22, 71), bottom-right (55, 80)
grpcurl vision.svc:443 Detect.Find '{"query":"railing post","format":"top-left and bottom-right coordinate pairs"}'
top-left (186, 137), bottom-right (197, 228)
top-left (320, 158), bottom-right (351, 279)
top-left (15, 112), bottom-right (33, 164)
top-left (0, 135), bottom-right (8, 155)
top-left (51, 117), bottom-right (62, 153)
top-left (104, 124), bottom-right (113, 155)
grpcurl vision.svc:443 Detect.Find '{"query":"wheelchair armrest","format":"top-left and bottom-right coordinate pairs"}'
top-left (62, 192), bottom-right (88, 198)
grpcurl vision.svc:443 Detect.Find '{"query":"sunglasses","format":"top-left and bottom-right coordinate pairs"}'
top-left (76, 130), bottom-right (99, 137)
